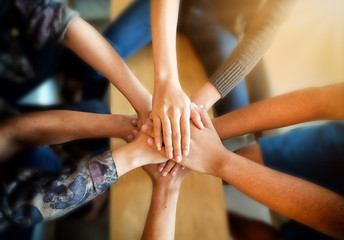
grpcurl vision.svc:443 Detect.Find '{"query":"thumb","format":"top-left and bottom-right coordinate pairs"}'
top-left (197, 106), bottom-right (214, 130)
top-left (190, 103), bottom-right (204, 129)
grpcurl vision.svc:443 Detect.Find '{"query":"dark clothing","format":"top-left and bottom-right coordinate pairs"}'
top-left (260, 121), bottom-right (344, 240)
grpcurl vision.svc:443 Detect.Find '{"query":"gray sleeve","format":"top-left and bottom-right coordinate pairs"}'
top-left (50, 4), bottom-right (80, 43)
top-left (14, 0), bottom-right (79, 47)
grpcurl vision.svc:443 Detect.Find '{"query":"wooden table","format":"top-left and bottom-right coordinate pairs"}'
top-left (109, 2), bottom-right (229, 239)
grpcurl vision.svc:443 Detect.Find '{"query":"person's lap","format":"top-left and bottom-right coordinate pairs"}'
top-left (256, 121), bottom-right (344, 240)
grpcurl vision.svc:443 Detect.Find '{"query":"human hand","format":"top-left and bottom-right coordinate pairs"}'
top-left (113, 128), bottom-right (169, 177)
top-left (143, 164), bottom-right (190, 188)
top-left (137, 110), bottom-right (151, 130)
top-left (143, 105), bottom-right (226, 176)
top-left (118, 115), bottom-right (139, 142)
top-left (152, 83), bottom-right (204, 162)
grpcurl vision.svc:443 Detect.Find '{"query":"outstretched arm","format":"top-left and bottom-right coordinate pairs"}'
top-left (212, 82), bottom-right (344, 140)
top-left (0, 111), bottom-right (137, 161)
top-left (0, 131), bottom-right (168, 230)
top-left (191, 0), bottom-right (295, 109)
top-left (143, 108), bottom-right (344, 239)
top-left (141, 164), bottom-right (189, 240)
top-left (62, 18), bottom-right (152, 124)
top-left (151, 0), bottom-right (203, 162)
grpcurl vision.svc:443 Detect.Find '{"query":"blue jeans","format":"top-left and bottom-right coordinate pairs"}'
top-left (259, 121), bottom-right (344, 240)
top-left (105, 0), bottom-right (249, 115)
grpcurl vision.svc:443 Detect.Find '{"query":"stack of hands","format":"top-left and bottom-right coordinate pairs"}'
top-left (119, 102), bottom-right (226, 179)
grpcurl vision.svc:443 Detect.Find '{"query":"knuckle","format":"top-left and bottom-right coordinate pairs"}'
top-left (172, 131), bottom-right (180, 139)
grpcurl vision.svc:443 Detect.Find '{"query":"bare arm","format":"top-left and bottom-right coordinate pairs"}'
top-left (62, 18), bottom-right (152, 123)
top-left (143, 109), bottom-right (344, 239)
top-left (141, 164), bottom-right (189, 240)
top-left (151, 0), bottom-right (202, 162)
top-left (0, 111), bottom-right (137, 161)
top-left (213, 82), bottom-right (344, 140)
top-left (180, 109), bottom-right (344, 239)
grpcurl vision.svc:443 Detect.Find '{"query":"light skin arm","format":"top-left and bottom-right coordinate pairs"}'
top-left (143, 109), bottom-right (344, 239)
top-left (141, 164), bottom-right (189, 240)
top-left (62, 18), bottom-right (152, 125)
top-left (212, 82), bottom-right (344, 140)
top-left (0, 111), bottom-right (137, 161)
top-left (151, 0), bottom-right (203, 162)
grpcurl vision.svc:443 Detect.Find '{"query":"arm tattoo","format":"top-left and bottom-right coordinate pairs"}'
top-left (0, 150), bottom-right (118, 230)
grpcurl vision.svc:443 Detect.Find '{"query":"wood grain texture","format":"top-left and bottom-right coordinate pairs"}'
top-left (110, 33), bottom-right (229, 240)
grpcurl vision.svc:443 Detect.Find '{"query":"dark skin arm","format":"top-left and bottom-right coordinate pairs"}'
top-left (213, 82), bottom-right (344, 140)
top-left (0, 110), bottom-right (137, 161)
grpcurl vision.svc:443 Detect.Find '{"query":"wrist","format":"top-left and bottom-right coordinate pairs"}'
top-left (133, 93), bottom-right (152, 115)
top-left (211, 147), bottom-right (231, 178)
top-left (153, 182), bottom-right (180, 197)
top-left (154, 69), bottom-right (180, 87)
top-left (112, 143), bottom-right (142, 177)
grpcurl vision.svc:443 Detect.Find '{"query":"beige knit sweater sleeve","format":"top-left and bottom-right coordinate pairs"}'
top-left (210, 0), bottom-right (295, 97)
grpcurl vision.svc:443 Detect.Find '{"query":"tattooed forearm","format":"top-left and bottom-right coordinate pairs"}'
top-left (0, 150), bottom-right (117, 230)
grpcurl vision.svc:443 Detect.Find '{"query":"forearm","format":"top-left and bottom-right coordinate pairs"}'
top-left (217, 151), bottom-right (344, 239)
top-left (142, 183), bottom-right (180, 240)
top-left (0, 111), bottom-right (130, 160)
top-left (210, 0), bottom-right (295, 97)
top-left (62, 17), bottom-right (152, 114)
top-left (0, 151), bottom-right (117, 230)
top-left (213, 83), bottom-right (344, 140)
top-left (151, 0), bottom-right (180, 86)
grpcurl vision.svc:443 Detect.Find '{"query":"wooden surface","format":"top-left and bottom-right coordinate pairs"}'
top-left (109, 31), bottom-right (229, 239)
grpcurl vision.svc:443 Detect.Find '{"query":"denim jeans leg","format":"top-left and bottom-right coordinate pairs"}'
top-left (180, 0), bottom-right (249, 115)
top-left (103, 0), bottom-right (152, 60)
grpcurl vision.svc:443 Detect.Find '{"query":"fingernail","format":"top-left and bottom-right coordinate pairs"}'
top-left (199, 104), bottom-right (204, 109)
top-left (168, 152), bottom-right (173, 159)
top-left (163, 171), bottom-right (167, 176)
top-left (147, 138), bottom-right (154, 145)
top-left (142, 124), bottom-right (148, 130)
top-left (156, 142), bottom-right (161, 151)
top-left (182, 150), bottom-right (188, 156)
top-left (175, 155), bottom-right (182, 163)
top-left (172, 171), bottom-right (176, 176)
top-left (158, 166), bottom-right (164, 172)
top-left (199, 120), bottom-right (204, 128)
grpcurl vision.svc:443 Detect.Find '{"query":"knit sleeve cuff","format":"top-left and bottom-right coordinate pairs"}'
top-left (209, 60), bottom-right (245, 98)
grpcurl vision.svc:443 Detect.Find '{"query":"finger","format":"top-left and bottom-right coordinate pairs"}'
top-left (132, 129), bottom-right (139, 137)
top-left (127, 134), bottom-right (134, 142)
top-left (171, 163), bottom-right (182, 176)
top-left (161, 115), bottom-right (173, 159)
top-left (141, 123), bottom-right (154, 137)
top-left (180, 112), bottom-right (190, 157)
top-left (152, 115), bottom-right (163, 151)
top-left (170, 113), bottom-right (182, 162)
top-left (158, 162), bottom-right (167, 172)
top-left (161, 160), bottom-right (176, 176)
top-left (190, 103), bottom-right (204, 129)
top-left (198, 107), bottom-right (214, 129)
top-left (131, 118), bottom-right (138, 127)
